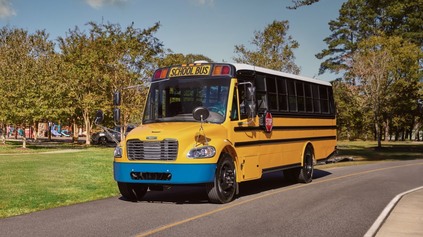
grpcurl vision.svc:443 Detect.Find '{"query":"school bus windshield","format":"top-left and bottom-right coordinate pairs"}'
top-left (143, 77), bottom-right (230, 124)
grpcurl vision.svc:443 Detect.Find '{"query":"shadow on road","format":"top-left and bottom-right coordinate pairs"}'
top-left (120, 169), bottom-right (332, 204)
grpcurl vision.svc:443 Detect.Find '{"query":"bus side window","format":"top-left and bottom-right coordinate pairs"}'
top-left (239, 83), bottom-right (252, 120)
top-left (256, 74), bottom-right (267, 114)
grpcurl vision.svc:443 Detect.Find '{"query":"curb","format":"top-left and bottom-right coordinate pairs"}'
top-left (364, 186), bottom-right (423, 237)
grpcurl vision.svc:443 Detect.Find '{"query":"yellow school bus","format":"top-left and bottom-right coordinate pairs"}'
top-left (113, 62), bottom-right (336, 203)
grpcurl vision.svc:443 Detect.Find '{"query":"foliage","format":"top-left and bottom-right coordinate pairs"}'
top-left (158, 52), bottom-right (213, 67)
top-left (315, 0), bottom-right (423, 143)
top-left (58, 22), bottom-right (164, 143)
top-left (348, 35), bottom-right (422, 147)
top-left (233, 20), bottom-right (300, 74)
top-left (317, 0), bottom-right (423, 75)
top-left (0, 27), bottom-right (61, 147)
top-left (286, 0), bottom-right (320, 9)
top-left (333, 80), bottom-right (371, 140)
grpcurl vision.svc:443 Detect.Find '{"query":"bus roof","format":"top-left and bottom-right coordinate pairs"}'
top-left (230, 63), bottom-right (332, 87)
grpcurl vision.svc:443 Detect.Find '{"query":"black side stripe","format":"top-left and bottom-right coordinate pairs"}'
top-left (234, 125), bottom-right (337, 132)
top-left (234, 136), bottom-right (336, 147)
top-left (262, 163), bottom-right (301, 174)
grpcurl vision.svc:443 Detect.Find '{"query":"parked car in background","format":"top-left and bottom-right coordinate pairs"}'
top-left (91, 125), bottom-right (135, 145)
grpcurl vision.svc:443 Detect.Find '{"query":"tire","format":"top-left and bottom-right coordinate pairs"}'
top-left (298, 145), bottom-right (314, 183)
top-left (99, 136), bottom-right (107, 145)
top-left (207, 153), bottom-right (237, 204)
top-left (283, 145), bottom-right (314, 183)
top-left (117, 182), bottom-right (148, 201)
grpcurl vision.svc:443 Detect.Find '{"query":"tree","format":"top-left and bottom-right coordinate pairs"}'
top-left (349, 35), bottom-right (422, 147)
top-left (58, 22), bottom-right (164, 144)
top-left (317, 0), bottom-right (423, 75)
top-left (233, 20), bottom-right (300, 74)
top-left (332, 80), bottom-right (370, 140)
top-left (0, 27), bottom-right (58, 147)
top-left (287, 0), bottom-right (320, 9)
top-left (158, 52), bottom-right (213, 68)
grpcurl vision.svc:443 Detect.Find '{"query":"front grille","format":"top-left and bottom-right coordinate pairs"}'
top-left (127, 139), bottom-right (178, 160)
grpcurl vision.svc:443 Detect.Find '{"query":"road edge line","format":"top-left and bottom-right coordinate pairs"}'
top-left (364, 186), bottom-right (423, 237)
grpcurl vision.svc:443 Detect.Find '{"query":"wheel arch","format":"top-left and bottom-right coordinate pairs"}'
top-left (219, 144), bottom-right (240, 195)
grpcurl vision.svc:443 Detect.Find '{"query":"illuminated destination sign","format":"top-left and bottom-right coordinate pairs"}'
top-left (168, 65), bottom-right (211, 77)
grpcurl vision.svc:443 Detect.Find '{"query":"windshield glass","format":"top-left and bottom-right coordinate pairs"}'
top-left (143, 77), bottom-right (230, 124)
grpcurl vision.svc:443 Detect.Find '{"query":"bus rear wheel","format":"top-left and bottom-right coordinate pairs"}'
top-left (283, 145), bottom-right (314, 183)
top-left (117, 182), bottom-right (148, 201)
top-left (207, 153), bottom-right (237, 204)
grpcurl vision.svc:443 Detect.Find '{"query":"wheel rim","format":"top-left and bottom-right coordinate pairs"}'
top-left (304, 151), bottom-right (313, 179)
top-left (218, 161), bottom-right (235, 199)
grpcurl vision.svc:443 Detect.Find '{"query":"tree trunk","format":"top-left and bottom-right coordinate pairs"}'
top-left (21, 125), bottom-right (27, 149)
top-left (375, 120), bottom-right (382, 148)
top-left (72, 119), bottom-right (79, 143)
top-left (33, 122), bottom-right (38, 141)
top-left (0, 123), bottom-right (5, 144)
top-left (22, 136), bottom-right (27, 149)
top-left (384, 119), bottom-right (389, 141)
top-left (48, 122), bottom-right (52, 141)
top-left (83, 109), bottom-right (91, 145)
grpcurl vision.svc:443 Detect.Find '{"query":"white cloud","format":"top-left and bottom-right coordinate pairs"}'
top-left (0, 0), bottom-right (16, 18)
top-left (86, 0), bottom-right (127, 9)
top-left (191, 0), bottom-right (214, 7)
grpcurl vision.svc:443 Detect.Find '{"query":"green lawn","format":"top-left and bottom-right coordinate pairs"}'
top-left (322, 140), bottom-right (423, 168)
top-left (337, 140), bottom-right (423, 160)
top-left (0, 142), bottom-right (118, 218)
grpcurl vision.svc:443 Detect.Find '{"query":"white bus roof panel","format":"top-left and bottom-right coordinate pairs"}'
top-left (230, 63), bottom-right (332, 87)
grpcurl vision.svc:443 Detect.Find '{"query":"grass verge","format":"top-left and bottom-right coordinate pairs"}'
top-left (0, 142), bottom-right (117, 218)
top-left (321, 140), bottom-right (423, 168)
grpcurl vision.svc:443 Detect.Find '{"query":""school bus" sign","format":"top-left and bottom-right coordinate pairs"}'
top-left (168, 65), bottom-right (211, 77)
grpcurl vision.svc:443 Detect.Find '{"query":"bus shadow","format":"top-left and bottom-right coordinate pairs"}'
top-left (122, 169), bottom-right (332, 204)
top-left (238, 169), bottom-right (332, 197)
top-left (132, 186), bottom-right (210, 204)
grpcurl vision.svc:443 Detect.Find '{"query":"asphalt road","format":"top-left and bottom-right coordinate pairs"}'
top-left (1, 159), bottom-right (423, 237)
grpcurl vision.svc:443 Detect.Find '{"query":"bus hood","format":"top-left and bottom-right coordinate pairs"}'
top-left (125, 122), bottom-right (227, 145)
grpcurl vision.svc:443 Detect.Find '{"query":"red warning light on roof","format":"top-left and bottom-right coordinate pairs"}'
top-left (212, 65), bottom-right (231, 76)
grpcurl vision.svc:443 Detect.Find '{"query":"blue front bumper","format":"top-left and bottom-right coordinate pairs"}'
top-left (114, 162), bottom-right (217, 184)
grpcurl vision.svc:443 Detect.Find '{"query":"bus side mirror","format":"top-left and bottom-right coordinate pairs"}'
top-left (247, 86), bottom-right (256, 118)
top-left (238, 82), bottom-right (257, 120)
top-left (113, 92), bottom-right (121, 106)
top-left (193, 107), bottom-right (210, 121)
top-left (113, 108), bottom-right (120, 124)
top-left (94, 110), bottom-right (104, 125)
top-left (248, 102), bottom-right (256, 118)
top-left (247, 86), bottom-right (255, 100)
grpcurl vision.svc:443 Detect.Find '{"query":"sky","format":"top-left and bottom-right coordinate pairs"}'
top-left (0, 0), bottom-right (346, 82)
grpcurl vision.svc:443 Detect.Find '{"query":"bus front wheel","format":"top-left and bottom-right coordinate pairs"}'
top-left (117, 182), bottom-right (148, 201)
top-left (207, 153), bottom-right (237, 204)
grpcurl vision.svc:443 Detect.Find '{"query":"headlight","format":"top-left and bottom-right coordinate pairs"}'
top-left (114, 146), bottom-right (122, 158)
top-left (187, 146), bottom-right (216, 158)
